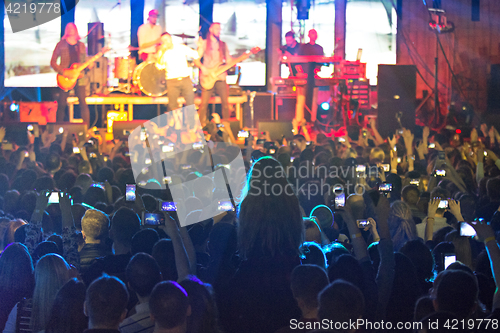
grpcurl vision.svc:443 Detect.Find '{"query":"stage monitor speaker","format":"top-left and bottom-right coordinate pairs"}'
top-left (242, 92), bottom-right (274, 127)
top-left (275, 94), bottom-right (296, 121)
top-left (19, 101), bottom-right (58, 125)
top-left (377, 65), bottom-right (416, 138)
top-left (46, 122), bottom-right (88, 144)
top-left (488, 64), bottom-right (500, 113)
top-left (113, 120), bottom-right (147, 141)
top-left (88, 22), bottom-right (104, 56)
top-left (257, 120), bottom-right (294, 141)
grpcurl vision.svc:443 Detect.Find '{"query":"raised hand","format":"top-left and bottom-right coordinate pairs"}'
top-left (448, 199), bottom-right (463, 221)
top-left (481, 123), bottom-right (488, 137)
top-left (59, 192), bottom-right (72, 211)
top-left (468, 219), bottom-right (495, 243)
top-left (486, 150), bottom-right (499, 163)
top-left (423, 126), bottom-right (430, 140)
top-left (471, 128), bottom-right (478, 143)
top-left (35, 190), bottom-right (51, 212)
top-left (427, 198), bottom-right (441, 218)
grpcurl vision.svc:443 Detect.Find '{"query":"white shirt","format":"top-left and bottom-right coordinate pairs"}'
top-left (119, 302), bottom-right (154, 333)
top-left (416, 216), bottom-right (449, 239)
top-left (137, 23), bottom-right (162, 54)
top-left (156, 44), bottom-right (199, 80)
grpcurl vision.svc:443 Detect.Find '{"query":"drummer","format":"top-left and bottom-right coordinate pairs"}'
top-left (137, 9), bottom-right (163, 62)
top-left (156, 32), bottom-right (203, 132)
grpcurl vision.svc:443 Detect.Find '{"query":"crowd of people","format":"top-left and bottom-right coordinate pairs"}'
top-left (1, 117), bottom-right (500, 333)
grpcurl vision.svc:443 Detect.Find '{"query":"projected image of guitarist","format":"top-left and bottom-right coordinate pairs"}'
top-left (197, 22), bottom-right (233, 127)
top-left (51, 23), bottom-right (109, 125)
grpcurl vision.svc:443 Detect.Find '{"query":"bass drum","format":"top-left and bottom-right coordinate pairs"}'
top-left (133, 61), bottom-right (167, 97)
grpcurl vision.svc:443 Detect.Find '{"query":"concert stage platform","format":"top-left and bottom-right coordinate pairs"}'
top-left (67, 94), bottom-right (248, 126)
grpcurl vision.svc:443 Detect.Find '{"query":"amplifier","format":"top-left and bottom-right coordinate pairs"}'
top-left (347, 79), bottom-right (370, 110)
top-left (19, 101), bottom-right (58, 125)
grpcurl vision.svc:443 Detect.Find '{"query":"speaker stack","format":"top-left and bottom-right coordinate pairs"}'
top-left (377, 65), bottom-right (417, 138)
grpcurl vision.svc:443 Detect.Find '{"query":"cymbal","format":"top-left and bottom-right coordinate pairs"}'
top-left (173, 33), bottom-right (195, 39)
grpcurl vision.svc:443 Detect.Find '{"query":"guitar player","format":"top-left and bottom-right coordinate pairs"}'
top-left (50, 23), bottom-right (90, 125)
top-left (197, 22), bottom-right (232, 127)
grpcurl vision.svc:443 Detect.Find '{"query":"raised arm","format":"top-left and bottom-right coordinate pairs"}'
top-left (158, 214), bottom-right (191, 281)
top-left (469, 220), bottom-right (500, 310)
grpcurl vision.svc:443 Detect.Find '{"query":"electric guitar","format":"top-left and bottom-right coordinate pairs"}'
top-left (200, 47), bottom-right (261, 90)
top-left (57, 46), bottom-right (111, 91)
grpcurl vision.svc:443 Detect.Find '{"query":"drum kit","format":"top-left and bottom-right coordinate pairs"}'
top-left (108, 33), bottom-right (196, 97)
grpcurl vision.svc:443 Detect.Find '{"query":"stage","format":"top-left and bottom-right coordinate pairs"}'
top-left (66, 94), bottom-right (248, 127)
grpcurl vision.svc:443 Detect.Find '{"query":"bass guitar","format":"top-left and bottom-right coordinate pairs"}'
top-left (200, 47), bottom-right (261, 90)
top-left (57, 47), bottom-right (110, 91)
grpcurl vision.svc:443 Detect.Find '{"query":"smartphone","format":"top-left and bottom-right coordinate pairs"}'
top-left (218, 200), bottom-right (235, 212)
top-left (27, 124), bottom-right (34, 131)
top-left (24, 151), bottom-right (29, 158)
top-left (379, 183), bottom-right (392, 192)
top-left (362, 130), bottom-right (367, 138)
top-left (438, 199), bottom-right (449, 209)
top-left (238, 130), bottom-right (249, 138)
top-left (159, 201), bottom-right (177, 212)
top-left (125, 184), bottom-right (136, 201)
top-left (89, 152), bottom-right (97, 159)
top-left (163, 176), bottom-right (172, 184)
top-left (73, 147), bottom-right (80, 154)
top-left (290, 156), bottom-right (295, 163)
top-left (181, 164), bottom-right (192, 170)
top-left (141, 212), bottom-right (165, 226)
top-left (264, 142), bottom-right (274, 149)
top-left (256, 139), bottom-right (265, 145)
top-left (459, 222), bottom-right (476, 237)
top-left (162, 144), bottom-right (174, 153)
top-left (381, 164), bottom-right (390, 172)
top-left (484, 151), bottom-right (488, 156)
top-left (145, 158), bottom-right (152, 165)
top-left (48, 192), bottom-right (59, 204)
top-left (92, 182), bottom-right (105, 190)
top-left (397, 129), bottom-right (404, 135)
top-left (338, 137), bottom-right (346, 143)
top-left (192, 142), bottom-right (204, 150)
top-left (356, 165), bottom-right (366, 173)
top-left (269, 148), bottom-right (276, 154)
top-left (393, 146), bottom-right (397, 152)
top-left (357, 219), bottom-right (370, 228)
top-left (436, 169), bottom-right (446, 177)
top-left (216, 123), bottom-right (224, 128)
top-left (410, 179), bottom-right (420, 186)
top-left (397, 157), bottom-right (402, 163)
top-left (103, 156), bottom-right (108, 162)
top-left (443, 254), bottom-right (456, 269)
top-left (1, 142), bottom-right (13, 150)
top-left (58, 127), bottom-right (64, 134)
top-left (334, 193), bottom-right (345, 209)
top-left (438, 151), bottom-right (445, 159)
top-left (428, 143), bottom-right (435, 149)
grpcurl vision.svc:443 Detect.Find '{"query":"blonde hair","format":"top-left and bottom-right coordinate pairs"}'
top-left (31, 254), bottom-right (70, 333)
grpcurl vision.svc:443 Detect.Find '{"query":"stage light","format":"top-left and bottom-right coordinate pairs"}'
top-left (320, 102), bottom-right (330, 110)
top-left (10, 102), bottom-right (19, 112)
top-left (27, 124), bottom-right (34, 131)
top-left (456, 129), bottom-right (461, 134)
